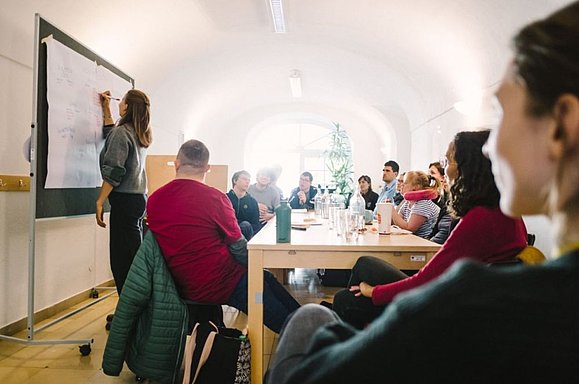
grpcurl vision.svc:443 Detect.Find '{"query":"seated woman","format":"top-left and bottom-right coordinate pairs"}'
top-left (391, 171), bottom-right (440, 238)
top-left (358, 175), bottom-right (379, 211)
top-left (427, 161), bottom-right (454, 244)
top-left (332, 130), bottom-right (528, 329)
top-left (392, 172), bottom-right (405, 206)
top-left (428, 161), bottom-right (448, 205)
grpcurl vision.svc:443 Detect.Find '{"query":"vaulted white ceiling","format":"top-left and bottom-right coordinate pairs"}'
top-left (1, 0), bottom-right (571, 163)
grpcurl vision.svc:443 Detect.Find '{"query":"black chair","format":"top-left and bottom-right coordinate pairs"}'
top-left (183, 300), bottom-right (224, 332)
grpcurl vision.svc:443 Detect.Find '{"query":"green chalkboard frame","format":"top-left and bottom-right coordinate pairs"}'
top-left (33, 15), bottom-right (134, 218)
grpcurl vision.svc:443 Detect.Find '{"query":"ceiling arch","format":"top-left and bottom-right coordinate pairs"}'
top-left (1, 0), bottom-right (572, 160)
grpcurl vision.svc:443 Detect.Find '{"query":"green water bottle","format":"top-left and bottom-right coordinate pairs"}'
top-left (276, 199), bottom-right (291, 243)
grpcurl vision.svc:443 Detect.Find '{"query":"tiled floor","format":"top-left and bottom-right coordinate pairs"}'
top-left (0, 269), bottom-right (340, 383)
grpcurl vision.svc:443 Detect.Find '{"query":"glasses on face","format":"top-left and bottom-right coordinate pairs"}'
top-left (439, 156), bottom-right (448, 168)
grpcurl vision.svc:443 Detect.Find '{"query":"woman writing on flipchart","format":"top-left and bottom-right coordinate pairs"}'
top-left (96, 89), bottom-right (152, 299)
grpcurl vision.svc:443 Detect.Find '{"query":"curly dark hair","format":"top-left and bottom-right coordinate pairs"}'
top-left (448, 130), bottom-right (500, 218)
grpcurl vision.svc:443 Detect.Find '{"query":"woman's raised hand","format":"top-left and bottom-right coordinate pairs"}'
top-left (350, 282), bottom-right (375, 298)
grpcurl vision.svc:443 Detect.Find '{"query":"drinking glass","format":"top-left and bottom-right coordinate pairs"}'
top-left (348, 212), bottom-right (360, 241)
top-left (328, 205), bottom-right (340, 230)
top-left (337, 209), bottom-right (350, 238)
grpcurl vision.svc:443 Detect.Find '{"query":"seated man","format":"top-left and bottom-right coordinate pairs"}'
top-left (226, 170), bottom-right (261, 240)
top-left (270, 164), bottom-right (285, 200)
top-left (147, 140), bottom-right (300, 333)
top-left (248, 168), bottom-right (280, 226)
top-left (288, 171), bottom-right (318, 210)
top-left (373, 160), bottom-right (400, 216)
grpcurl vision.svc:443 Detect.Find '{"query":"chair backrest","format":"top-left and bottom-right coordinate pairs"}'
top-left (183, 300), bottom-right (224, 332)
top-left (516, 245), bottom-right (546, 265)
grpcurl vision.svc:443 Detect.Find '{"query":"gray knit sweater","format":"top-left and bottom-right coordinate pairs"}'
top-left (248, 183), bottom-right (280, 213)
top-left (100, 123), bottom-right (147, 194)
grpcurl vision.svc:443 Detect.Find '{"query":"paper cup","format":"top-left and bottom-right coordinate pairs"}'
top-left (377, 202), bottom-right (392, 234)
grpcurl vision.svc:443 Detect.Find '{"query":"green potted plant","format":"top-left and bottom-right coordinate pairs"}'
top-left (325, 122), bottom-right (353, 196)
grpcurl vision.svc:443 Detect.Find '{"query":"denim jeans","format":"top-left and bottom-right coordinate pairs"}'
top-left (238, 220), bottom-right (254, 241)
top-left (227, 270), bottom-right (300, 333)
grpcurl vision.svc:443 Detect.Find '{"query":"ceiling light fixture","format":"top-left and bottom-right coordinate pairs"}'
top-left (269, 0), bottom-right (286, 33)
top-left (289, 70), bottom-right (302, 98)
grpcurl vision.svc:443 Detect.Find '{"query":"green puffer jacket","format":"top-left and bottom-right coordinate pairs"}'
top-left (102, 231), bottom-right (188, 384)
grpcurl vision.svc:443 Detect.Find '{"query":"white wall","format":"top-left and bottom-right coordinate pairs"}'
top-left (0, 16), bottom-right (112, 328)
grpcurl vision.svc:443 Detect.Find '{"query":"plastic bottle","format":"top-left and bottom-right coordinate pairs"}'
top-left (349, 186), bottom-right (366, 229)
top-left (314, 192), bottom-right (323, 217)
top-left (275, 199), bottom-right (291, 243)
top-left (321, 188), bottom-right (331, 219)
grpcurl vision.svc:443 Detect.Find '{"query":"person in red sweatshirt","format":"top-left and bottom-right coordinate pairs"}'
top-left (332, 129), bottom-right (527, 329)
top-left (147, 139), bottom-right (300, 333)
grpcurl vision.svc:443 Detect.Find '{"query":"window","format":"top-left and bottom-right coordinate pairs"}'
top-left (246, 122), bottom-right (352, 196)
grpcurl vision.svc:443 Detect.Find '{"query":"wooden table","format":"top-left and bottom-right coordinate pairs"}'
top-left (247, 214), bottom-right (441, 383)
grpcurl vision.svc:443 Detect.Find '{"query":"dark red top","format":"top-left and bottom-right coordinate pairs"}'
top-left (372, 206), bottom-right (527, 305)
top-left (147, 179), bottom-right (246, 303)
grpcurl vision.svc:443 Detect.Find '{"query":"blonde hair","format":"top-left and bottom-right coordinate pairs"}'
top-left (405, 170), bottom-right (440, 191)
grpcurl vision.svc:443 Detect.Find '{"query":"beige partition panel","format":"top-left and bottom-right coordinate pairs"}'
top-left (146, 155), bottom-right (228, 195)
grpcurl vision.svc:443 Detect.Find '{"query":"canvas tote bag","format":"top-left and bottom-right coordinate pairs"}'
top-left (182, 321), bottom-right (250, 384)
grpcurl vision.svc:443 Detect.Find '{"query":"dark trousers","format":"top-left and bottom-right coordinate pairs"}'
top-left (238, 220), bottom-right (254, 241)
top-left (227, 270), bottom-right (301, 333)
top-left (108, 192), bottom-right (146, 295)
top-left (333, 256), bottom-right (408, 329)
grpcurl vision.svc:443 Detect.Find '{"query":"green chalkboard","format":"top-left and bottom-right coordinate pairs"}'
top-left (33, 15), bottom-right (134, 218)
